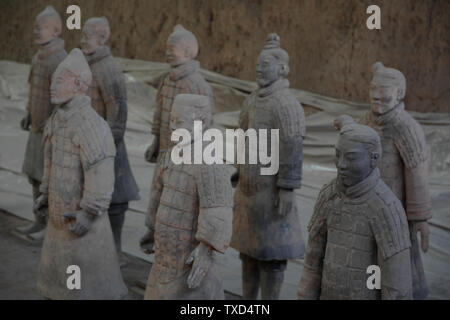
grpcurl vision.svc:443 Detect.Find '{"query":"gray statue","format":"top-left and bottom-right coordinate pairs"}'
top-left (360, 62), bottom-right (432, 299)
top-left (230, 34), bottom-right (306, 300)
top-left (142, 24), bottom-right (215, 254)
top-left (80, 17), bottom-right (140, 257)
top-left (298, 117), bottom-right (413, 300)
top-left (35, 48), bottom-right (127, 299)
top-left (141, 94), bottom-right (233, 299)
top-left (18, 6), bottom-right (67, 235)
top-left (145, 24), bottom-right (214, 164)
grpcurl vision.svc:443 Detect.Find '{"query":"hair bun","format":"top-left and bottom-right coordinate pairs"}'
top-left (264, 33), bottom-right (280, 50)
top-left (372, 61), bottom-right (385, 73)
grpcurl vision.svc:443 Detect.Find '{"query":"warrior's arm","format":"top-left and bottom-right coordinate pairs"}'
top-left (298, 189), bottom-right (329, 300)
top-left (297, 221), bottom-right (327, 300)
top-left (77, 126), bottom-right (116, 216)
top-left (151, 80), bottom-right (164, 140)
top-left (195, 165), bottom-right (233, 253)
top-left (273, 102), bottom-right (305, 189)
top-left (404, 161), bottom-right (432, 221)
top-left (98, 72), bottom-right (127, 144)
top-left (145, 157), bottom-right (164, 232)
top-left (38, 122), bottom-right (53, 195)
top-left (379, 249), bottom-right (413, 300)
top-left (26, 66), bottom-right (33, 114)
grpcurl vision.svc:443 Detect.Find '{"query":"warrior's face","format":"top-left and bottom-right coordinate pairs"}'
top-left (34, 17), bottom-right (57, 45)
top-left (50, 69), bottom-right (78, 105)
top-left (256, 52), bottom-right (281, 88)
top-left (166, 40), bottom-right (192, 67)
top-left (80, 23), bottom-right (103, 55)
top-left (335, 136), bottom-right (374, 187)
top-left (369, 80), bottom-right (399, 115)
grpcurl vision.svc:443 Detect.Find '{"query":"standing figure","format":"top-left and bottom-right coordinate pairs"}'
top-left (18, 6), bottom-right (67, 235)
top-left (230, 34), bottom-right (306, 300)
top-left (35, 48), bottom-right (127, 299)
top-left (141, 94), bottom-right (232, 299)
top-left (80, 17), bottom-right (140, 256)
top-left (298, 117), bottom-right (413, 300)
top-left (360, 62), bottom-right (432, 299)
top-left (141, 24), bottom-right (214, 245)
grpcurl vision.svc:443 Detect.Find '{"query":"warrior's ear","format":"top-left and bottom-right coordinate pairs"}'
top-left (396, 87), bottom-right (405, 103)
top-left (279, 63), bottom-right (289, 77)
top-left (370, 152), bottom-right (379, 168)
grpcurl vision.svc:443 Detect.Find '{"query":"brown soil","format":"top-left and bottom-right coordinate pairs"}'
top-left (1, 0), bottom-right (449, 112)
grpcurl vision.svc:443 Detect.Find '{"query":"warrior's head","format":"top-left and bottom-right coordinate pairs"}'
top-left (334, 116), bottom-right (381, 187)
top-left (370, 62), bottom-right (406, 115)
top-left (170, 94), bottom-right (212, 146)
top-left (166, 25), bottom-right (199, 67)
top-left (34, 6), bottom-right (62, 45)
top-left (80, 17), bottom-right (110, 55)
top-left (256, 33), bottom-right (289, 88)
top-left (50, 48), bottom-right (92, 105)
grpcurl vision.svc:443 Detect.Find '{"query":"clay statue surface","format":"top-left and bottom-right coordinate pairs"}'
top-left (80, 17), bottom-right (140, 257)
top-left (18, 6), bottom-right (67, 235)
top-left (360, 62), bottom-right (432, 299)
top-left (141, 94), bottom-right (233, 299)
top-left (144, 24), bottom-right (214, 163)
top-left (298, 117), bottom-right (413, 300)
top-left (230, 34), bottom-right (306, 300)
top-left (36, 48), bottom-right (127, 299)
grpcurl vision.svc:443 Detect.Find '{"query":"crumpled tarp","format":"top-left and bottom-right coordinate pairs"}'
top-left (1, 58), bottom-right (449, 299)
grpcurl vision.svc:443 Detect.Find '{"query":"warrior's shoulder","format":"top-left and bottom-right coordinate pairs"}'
top-left (317, 180), bottom-right (337, 204)
top-left (366, 180), bottom-right (411, 259)
top-left (272, 89), bottom-right (306, 135)
top-left (182, 72), bottom-right (212, 95)
top-left (44, 49), bottom-right (68, 70)
top-left (307, 180), bottom-right (336, 231)
top-left (391, 109), bottom-right (428, 168)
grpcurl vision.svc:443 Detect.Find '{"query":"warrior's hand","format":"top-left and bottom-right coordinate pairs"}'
top-left (20, 114), bottom-right (31, 131)
top-left (275, 188), bottom-right (297, 216)
top-left (411, 220), bottom-right (430, 253)
top-left (230, 171), bottom-right (239, 188)
top-left (63, 210), bottom-right (95, 237)
top-left (186, 242), bottom-right (213, 289)
top-left (33, 194), bottom-right (48, 219)
top-left (145, 139), bottom-right (159, 163)
top-left (139, 229), bottom-right (155, 254)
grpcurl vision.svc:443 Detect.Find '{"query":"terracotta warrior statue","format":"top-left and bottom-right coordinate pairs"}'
top-left (35, 48), bottom-right (127, 299)
top-left (140, 94), bottom-right (233, 299)
top-left (80, 17), bottom-right (140, 256)
top-left (298, 117), bottom-right (413, 300)
top-left (144, 24), bottom-right (214, 165)
top-left (18, 6), bottom-right (67, 235)
top-left (230, 34), bottom-right (306, 300)
top-left (360, 62), bottom-right (432, 299)
top-left (142, 24), bottom-right (214, 251)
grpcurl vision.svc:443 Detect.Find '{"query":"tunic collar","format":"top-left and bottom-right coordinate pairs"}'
top-left (57, 95), bottom-right (91, 121)
top-left (169, 60), bottom-right (200, 81)
top-left (257, 78), bottom-right (290, 98)
top-left (372, 102), bottom-right (404, 126)
top-left (337, 167), bottom-right (380, 199)
top-left (37, 38), bottom-right (65, 60)
top-left (85, 46), bottom-right (111, 65)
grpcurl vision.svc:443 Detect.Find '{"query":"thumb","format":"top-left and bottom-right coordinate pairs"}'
top-left (63, 212), bottom-right (77, 219)
top-left (186, 249), bottom-right (196, 265)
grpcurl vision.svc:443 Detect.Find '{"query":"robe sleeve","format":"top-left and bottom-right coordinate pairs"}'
top-left (195, 164), bottom-right (233, 253)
